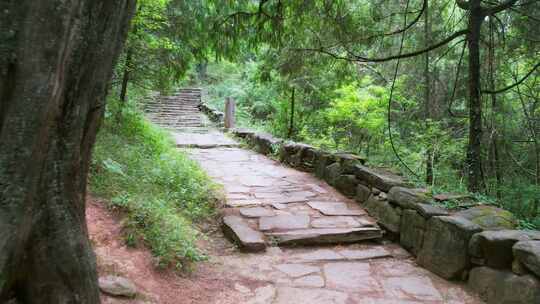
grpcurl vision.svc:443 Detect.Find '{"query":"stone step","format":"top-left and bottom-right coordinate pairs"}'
top-left (145, 105), bottom-right (200, 110)
top-left (143, 89), bottom-right (218, 131)
top-left (147, 116), bottom-right (203, 120)
top-left (266, 227), bottom-right (383, 246)
top-left (176, 97), bottom-right (200, 99)
top-left (176, 91), bottom-right (201, 95)
top-left (154, 121), bottom-right (204, 124)
top-left (222, 213), bottom-right (383, 248)
top-left (222, 215), bottom-right (266, 252)
top-left (149, 122), bottom-right (205, 126)
top-left (150, 122), bottom-right (205, 127)
top-left (166, 96), bottom-right (200, 100)
top-left (146, 113), bottom-right (201, 117)
top-left (147, 116), bottom-right (202, 120)
top-left (146, 112), bottom-right (202, 116)
top-left (149, 101), bottom-right (199, 105)
top-left (145, 108), bottom-right (201, 113)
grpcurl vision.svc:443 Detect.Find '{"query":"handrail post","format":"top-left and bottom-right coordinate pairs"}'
top-left (224, 97), bottom-right (236, 129)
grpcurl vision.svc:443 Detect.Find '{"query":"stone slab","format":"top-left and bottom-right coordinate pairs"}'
top-left (265, 197), bottom-right (310, 204)
top-left (382, 276), bottom-right (443, 302)
top-left (469, 266), bottom-right (540, 304)
top-left (456, 205), bottom-right (517, 230)
top-left (226, 200), bottom-right (263, 208)
top-left (311, 216), bottom-right (364, 228)
top-left (355, 184), bottom-right (371, 203)
top-left (259, 215), bottom-right (310, 231)
top-left (364, 196), bottom-right (402, 234)
top-left (335, 174), bottom-right (359, 198)
top-left (324, 262), bottom-right (379, 292)
top-left (308, 184), bottom-right (328, 194)
top-left (354, 165), bottom-right (409, 192)
top-left (274, 287), bottom-right (348, 304)
top-left (387, 187), bottom-right (429, 210)
top-left (400, 209), bottom-right (426, 256)
top-left (513, 240), bottom-right (540, 278)
top-left (434, 193), bottom-right (472, 202)
top-left (415, 203), bottom-right (449, 218)
top-left (469, 230), bottom-right (540, 269)
top-left (274, 264), bottom-right (320, 278)
top-left (268, 227), bottom-right (382, 246)
top-left (307, 202), bottom-right (365, 216)
top-left (253, 192), bottom-right (287, 199)
top-left (271, 203), bottom-right (288, 210)
top-left (291, 249), bottom-right (344, 262)
top-left (239, 207), bottom-right (276, 218)
top-left (338, 247), bottom-right (392, 260)
top-left (292, 275), bottom-right (325, 288)
top-left (222, 215), bottom-right (266, 252)
top-left (417, 216), bottom-right (482, 279)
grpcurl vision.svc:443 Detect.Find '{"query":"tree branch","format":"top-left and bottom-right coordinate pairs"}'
top-left (484, 0), bottom-right (520, 15)
top-left (482, 61), bottom-right (540, 94)
top-left (351, 29), bottom-right (468, 62)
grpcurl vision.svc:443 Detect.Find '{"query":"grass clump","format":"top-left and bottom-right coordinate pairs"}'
top-left (89, 96), bottom-right (218, 270)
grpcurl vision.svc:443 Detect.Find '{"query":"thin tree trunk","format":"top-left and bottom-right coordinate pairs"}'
top-left (516, 85), bottom-right (540, 218)
top-left (120, 48), bottom-right (133, 103)
top-left (424, 0), bottom-right (434, 185)
top-left (118, 47), bottom-right (133, 122)
top-left (466, 0), bottom-right (486, 193)
top-left (488, 18), bottom-right (502, 199)
top-left (288, 87), bottom-right (296, 139)
top-left (0, 1), bottom-right (135, 303)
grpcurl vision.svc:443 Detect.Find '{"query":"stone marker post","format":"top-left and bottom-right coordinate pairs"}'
top-left (225, 97), bottom-right (236, 129)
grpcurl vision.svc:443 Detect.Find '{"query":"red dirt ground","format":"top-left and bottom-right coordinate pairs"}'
top-left (86, 196), bottom-right (241, 304)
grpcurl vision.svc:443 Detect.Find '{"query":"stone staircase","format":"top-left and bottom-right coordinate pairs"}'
top-left (143, 88), bottom-right (239, 148)
top-left (144, 88), bottom-right (211, 132)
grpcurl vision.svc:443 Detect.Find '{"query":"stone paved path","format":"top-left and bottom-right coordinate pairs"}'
top-left (146, 90), bottom-right (484, 304)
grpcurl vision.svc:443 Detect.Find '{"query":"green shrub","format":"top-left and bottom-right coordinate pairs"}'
top-left (90, 93), bottom-right (217, 269)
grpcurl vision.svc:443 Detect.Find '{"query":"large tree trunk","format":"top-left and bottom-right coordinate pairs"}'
top-left (0, 1), bottom-right (135, 303)
top-left (466, 0), bottom-right (486, 193)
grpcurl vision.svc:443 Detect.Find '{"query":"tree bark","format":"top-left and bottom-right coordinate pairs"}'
top-left (487, 17), bottom-right (502, 199)
top-left (466, 0), bottom-right (486, 193)
top-left (288, 87), bottom-right (295, 139)
top-left (0, 1), bottom-right (135, 303)
top-left (120, 48), bottom-right (133, 103)
top-left (424, 0), bottom-right (434, 185)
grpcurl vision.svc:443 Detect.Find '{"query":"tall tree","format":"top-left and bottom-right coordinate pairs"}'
top-left (456, 0), bottom-right (519, 192)
top-left (0, 1), bottom-right (135, 303)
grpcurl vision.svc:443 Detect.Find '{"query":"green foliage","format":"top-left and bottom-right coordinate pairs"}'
top-left (121, 0), bottom-right (539, 229)
top-left (90, 92), bottom-right (217, 269)
top-left (323, 79), bottom-right (388, 152)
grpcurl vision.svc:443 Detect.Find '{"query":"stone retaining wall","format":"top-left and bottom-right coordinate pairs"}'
top-left (198, 102), bottom-right (224, 125)
top-left (231, 128), bottom-right (540, 304)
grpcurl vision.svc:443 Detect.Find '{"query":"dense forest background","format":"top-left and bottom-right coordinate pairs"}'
top-left (112, 0), bottom-right (539, 227)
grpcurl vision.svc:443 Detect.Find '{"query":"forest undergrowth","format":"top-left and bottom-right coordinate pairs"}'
top-left (89, 90), bottom-right (219, 270)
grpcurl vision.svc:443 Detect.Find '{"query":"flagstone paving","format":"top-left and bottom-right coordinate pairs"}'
top-left (189, 147), bottom-right (483, 303)
top-left (147, 89), bottom-right (484, 303)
